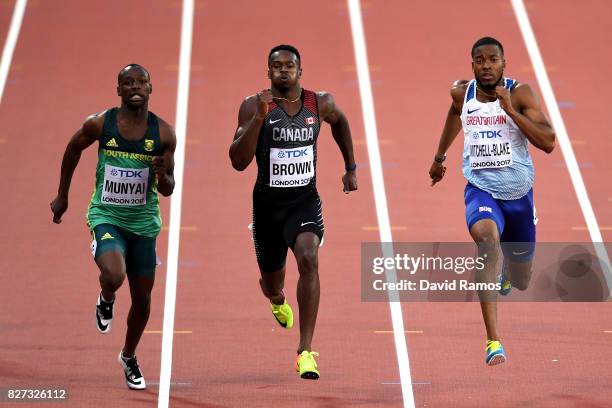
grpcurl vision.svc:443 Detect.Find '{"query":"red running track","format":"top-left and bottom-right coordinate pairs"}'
top-left (0, 1), bottom-right (180, 406)
top-left (0, 1), bottom-right (611, 407)
top-left (171, 1), bottom-right (404, 406)
top-left (360, 1), bottom-right (611, 407)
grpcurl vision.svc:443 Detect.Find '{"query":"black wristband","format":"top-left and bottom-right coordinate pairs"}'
top-left (345, 163), bottom-right (357, 172)
top-left (434, 154), bottom-right (446, 163)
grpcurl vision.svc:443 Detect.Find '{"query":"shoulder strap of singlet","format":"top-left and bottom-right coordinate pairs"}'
top-left (98, 107), bottom-right (117, 148)
top-left (504, 77), bottom-right (516, 90)
top-left (145, 111), bottom-right (162, 155)
top-left (464, 80), bottom-right (476, 103)
top-left (147, 111), bottom-right (160, 137)
top-left (302, 89), bottom-right (318, 117)
top-left (268, 100), bottom-right (278, 112)
top-left (102, 107), bottom-right (117, 129)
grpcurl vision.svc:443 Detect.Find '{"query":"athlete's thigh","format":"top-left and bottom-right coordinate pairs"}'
top-left (253, 203), bottom-right (289, 273)
top-left (464, 183), bottom-right (504, 237)
top-left (124, 230), bottom-right (157, 278)
top-left (284, 193), bottom-right (324, 249)
top-left (91, 224), bottom-right (127, 275)
top-left (499, 189), bottom-right (536, 263)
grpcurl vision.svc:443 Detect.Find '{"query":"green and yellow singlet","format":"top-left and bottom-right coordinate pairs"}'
top-left (86, 108), bottom-right (162, 237)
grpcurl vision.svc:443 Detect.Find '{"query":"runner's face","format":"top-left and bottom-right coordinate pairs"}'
top-left (268, 51), bottom-right (301, 90)
top-left (117, 67), bottom-right (152, 108)
top-left (472, 45), bottom-right (505, 89)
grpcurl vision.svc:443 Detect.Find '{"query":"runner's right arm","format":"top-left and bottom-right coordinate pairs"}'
top-left (50, 113), bottom-right (104, 223)
top-left (429, 81), bottom-right (468, 186)
top-left (229, 90), bottom-right (272, 171)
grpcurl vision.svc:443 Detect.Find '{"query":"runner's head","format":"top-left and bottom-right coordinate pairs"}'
top-left (471, 37), bottom-right (505, 90)
top-left (117, 64), bottom-right (152, 108)
top-left (268, 44), bottom-right (302, 90)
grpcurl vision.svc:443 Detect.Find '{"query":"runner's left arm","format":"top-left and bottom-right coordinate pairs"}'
top-left (318, 92), bottom-right (357, 193)
top-left (153, 120), bottom-right (177, 196)
top-left (496, 84), bottom-right (556, 153)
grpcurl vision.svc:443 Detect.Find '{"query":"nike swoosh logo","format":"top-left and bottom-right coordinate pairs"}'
top-left (300, 222), bottom-right (317, 227)
top-left (467, 108), bottom-right (480, 114)
top-left (512, 250), bottom-right (529, 256)
top-left (269, 118), bottom-right (282, 124)
top-left (96, 314), bottom-right (109, 330)
top-left (273, 314), bottom-right (287, 328)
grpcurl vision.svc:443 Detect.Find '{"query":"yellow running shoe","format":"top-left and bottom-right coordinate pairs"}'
top-left (270, 300), bottom-right (293, 329)
top-left (498, 263), bottom-right (512, 296)
top-left (485, 340), bottom-right (506, 366)
top-left (295, 351), bottom-right (320, 380)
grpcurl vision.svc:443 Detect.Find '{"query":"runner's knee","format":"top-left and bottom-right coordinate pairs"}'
top-left (131, 293), bottom-right (151, 315)
top-left (96, 251), bottom-right (126, 290)
top-left (259, 277), bottom-right (283, 298)
top-left (474, 234), bottom-right (501, 266)
top-left (99, 268), bottom-right (125, 291)
top-left (295, 247), bottom-right (318, 275)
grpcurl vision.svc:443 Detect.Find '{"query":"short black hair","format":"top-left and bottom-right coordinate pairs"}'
top-left (117, 64), bottom-right (150, 84)
top-left (471, 37), bottom-right (504, 57)
top-left (268, 44), bottom-right (301, 66)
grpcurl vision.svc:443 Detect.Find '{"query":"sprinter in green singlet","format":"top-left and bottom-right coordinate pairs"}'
top-left (50, 64), bottom-right (176, 390)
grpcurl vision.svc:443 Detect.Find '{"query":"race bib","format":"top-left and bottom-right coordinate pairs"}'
top-left (101, 164), bottom-right (148, 206)
top-left (468, 123), bottom-right (512, 169)
top-left (269, 146), bottom-right (314, 188)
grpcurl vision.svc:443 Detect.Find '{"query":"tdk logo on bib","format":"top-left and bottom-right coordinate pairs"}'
top-left (110, 168), bottom-right (144, 178)
top-left (277, 148), bottom-right (309, 159)
top-left (269, 146), bottom-right (314, 188)
top-left (473, 130), bottom-right (503, 140)
top-left (480, 130), bottom-right (502, 139)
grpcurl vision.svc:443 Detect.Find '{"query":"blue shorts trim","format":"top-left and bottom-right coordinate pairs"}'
top-left (464, 183), bottom-right (536, 262)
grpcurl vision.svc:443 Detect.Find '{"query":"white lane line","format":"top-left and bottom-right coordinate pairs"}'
top-left (157, 0), bottom-right (194, 407)
top-left (511, 0), bottom-right (612, 296)
top-left (0, 0), bottom-right (27, 104)
top-left (347, 1), bottom-right (415, 407)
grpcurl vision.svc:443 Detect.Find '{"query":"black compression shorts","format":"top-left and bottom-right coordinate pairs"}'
top-left (252, 192), bottom-right (324, 272)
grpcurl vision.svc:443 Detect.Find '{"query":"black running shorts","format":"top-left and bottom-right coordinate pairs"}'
top-left (252, 192), bottom-right (324, 272)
